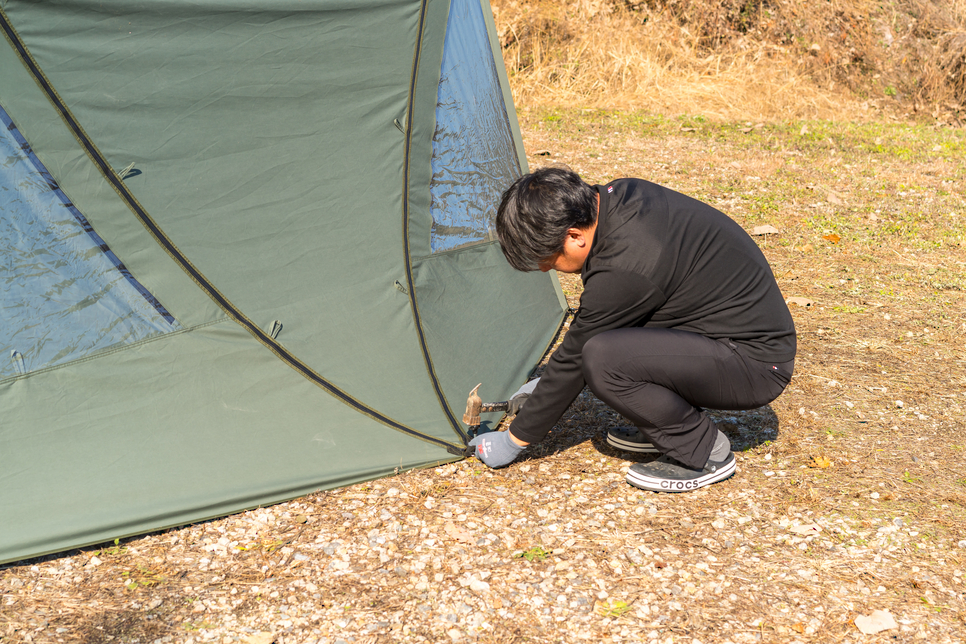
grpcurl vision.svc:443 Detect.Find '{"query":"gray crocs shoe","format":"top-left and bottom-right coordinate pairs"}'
top-left (626, 452), bottom-right (736, 493)
top-left (606, 426), bottom-right (659, 453)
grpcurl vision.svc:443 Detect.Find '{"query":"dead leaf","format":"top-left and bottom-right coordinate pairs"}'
top-left (444, 521), bottom-right (475, 544)
top-left (534, 149), bottom-right (552, 156)
top-left (799, 243), bottom-right (814, 253)
top-left (823, 233), bottom-right (841, 243)
top-left (810, 455), bottom-right (832, 469)
top-left (791, 622), bottom-right (806, 634)
top-left (790, 523), bottom-right (822, 536)
top-left (751, 225), bottom-right (781, 236)
top-left (680, 126), bottom-right (696, 132)
top-left (786, 297), bottom-right (814, 308)
top-left (740, 127), bottom-right (753, 133)
top-left (854, 609), bottom-right (898, 634)
top-left (826, 192), bottom-right (844, 205)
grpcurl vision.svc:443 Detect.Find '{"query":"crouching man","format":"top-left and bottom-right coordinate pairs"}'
top-left (469, 168), bottom-right (796, 492)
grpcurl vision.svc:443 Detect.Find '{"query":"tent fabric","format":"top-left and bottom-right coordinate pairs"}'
top-left (0, 0), bottom-right (566, 565)
top-left (1, 104), bottom-right (180, 378)
top-left (429, 0), bottom-right (521, 253)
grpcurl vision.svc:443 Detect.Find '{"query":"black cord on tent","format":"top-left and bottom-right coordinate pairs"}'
top-left (0, 8), bottom-right (467, 459)
top-left (529, 306), bottom-right (577, 380)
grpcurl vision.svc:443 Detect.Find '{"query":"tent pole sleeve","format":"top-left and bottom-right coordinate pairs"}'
top-left (400, 0), bottom-right (469, 446)
top-left (0, 7), bottom-right (463, 455)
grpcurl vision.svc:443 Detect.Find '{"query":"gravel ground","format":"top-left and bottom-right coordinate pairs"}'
top-left (3, 112), bottom-right (966, 643)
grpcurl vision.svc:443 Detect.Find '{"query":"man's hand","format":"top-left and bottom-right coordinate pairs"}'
top-left (507, 377), bottom-right (540, 416)
top-left (468, 430), bottom-right (525, 468)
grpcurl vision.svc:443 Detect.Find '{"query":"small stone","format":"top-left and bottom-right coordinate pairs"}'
top-left (468, 578), bottom-right (490, 592)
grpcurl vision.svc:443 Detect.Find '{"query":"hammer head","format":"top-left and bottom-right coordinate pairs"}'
top-left (462, 383), bottom-right (482, 427)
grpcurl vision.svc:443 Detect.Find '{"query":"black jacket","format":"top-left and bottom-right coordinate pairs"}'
top-left (509, 178), bottom-right (797, 444)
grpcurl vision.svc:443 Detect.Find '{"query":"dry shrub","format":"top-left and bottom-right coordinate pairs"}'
top-left (492, 0), bottom-right (966, 122)
top-left (898, 0), bottom-right (966, 113)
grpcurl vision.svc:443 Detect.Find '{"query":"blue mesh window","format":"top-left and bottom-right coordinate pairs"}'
top-left (1, 105), bottom-right (180, 378)
top-left (429, 0), bottom-right (521, 253)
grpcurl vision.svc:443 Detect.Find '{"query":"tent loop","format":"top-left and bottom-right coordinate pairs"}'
top-left (393, 118), bottom-right (405, 134)
top-left (393, 280), bottom-right (408, 295)
top-left (116, 162), bottom-right (141, 180)
top-left (10, 351), bottom-right (26, 375)
top-left (267, 320), bottom-right (283, 340)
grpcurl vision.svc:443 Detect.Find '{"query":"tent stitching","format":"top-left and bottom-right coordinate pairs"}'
top-left (400, 0), bottom-right (468, 447)
top-left (0, 101), bottom-right (177, 326)
top-left (0, 8), bottom-right (464, 457)
top-left (0, 318), bottom-right (226, 387)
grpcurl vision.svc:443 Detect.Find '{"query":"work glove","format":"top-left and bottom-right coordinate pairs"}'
top-left (506, 377), bottom-right (540, 416)
top-left (468, 431), bottom-right (525, 468)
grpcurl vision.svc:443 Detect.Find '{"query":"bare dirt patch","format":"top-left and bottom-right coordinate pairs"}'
top-left (3, 113), bottom-right (966, 643)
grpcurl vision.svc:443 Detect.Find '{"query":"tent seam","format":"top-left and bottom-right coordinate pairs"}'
top-left (0, 9), bottom-right (463, 457)
top-left (411, 239), bottom-right (502, 262)
top-left (401, 0), bottom-right (468, 446)
top-left (0, 319), bottom-right (226, 386)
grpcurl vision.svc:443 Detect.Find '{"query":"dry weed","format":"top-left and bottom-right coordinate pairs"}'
top-left (493, 0), bottom-right (966, 122)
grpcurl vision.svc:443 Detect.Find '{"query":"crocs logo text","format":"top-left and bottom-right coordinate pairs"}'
top-left (661, 480), bottom-right (699, 490)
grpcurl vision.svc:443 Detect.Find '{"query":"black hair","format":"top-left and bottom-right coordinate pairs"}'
top-left (495, 167), bottom-right (597, 271)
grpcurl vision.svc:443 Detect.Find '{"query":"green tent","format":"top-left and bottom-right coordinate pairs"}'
top-left (0, 0), bottom-right (566, 564)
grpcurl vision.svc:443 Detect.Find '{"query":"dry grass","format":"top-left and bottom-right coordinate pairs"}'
top-left (493, 0), bottom-right (966, 122)
top-left (3, 112), bottom-right (966, 643)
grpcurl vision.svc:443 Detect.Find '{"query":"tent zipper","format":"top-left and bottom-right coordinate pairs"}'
top-left (0, 9), bottom-right (465, 458)
top-left (400, 0), bottom-right (469, 446)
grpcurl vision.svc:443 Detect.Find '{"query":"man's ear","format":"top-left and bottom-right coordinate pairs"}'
top-left (567, 228), bottom-right (589, 247)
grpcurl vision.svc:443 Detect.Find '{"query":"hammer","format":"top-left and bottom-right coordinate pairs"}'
top-left (462, 383), bottom-right (509, 439)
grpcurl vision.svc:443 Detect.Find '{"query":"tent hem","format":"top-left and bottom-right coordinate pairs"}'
top-left (0, 455), bottom-right (463, 567)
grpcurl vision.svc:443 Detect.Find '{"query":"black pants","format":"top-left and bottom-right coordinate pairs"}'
top-left (582, 328), bottom-right (793, 469)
